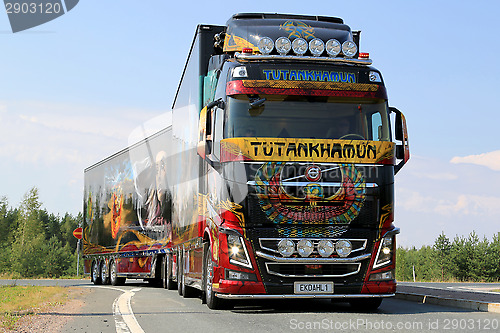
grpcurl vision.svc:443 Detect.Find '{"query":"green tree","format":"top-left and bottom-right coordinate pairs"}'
top-left (42, 236), bottom-right (72, 277)
top-left (434, 232), bottom-right (452, 280)
top-left (10, 188), bottom-right (47, 277)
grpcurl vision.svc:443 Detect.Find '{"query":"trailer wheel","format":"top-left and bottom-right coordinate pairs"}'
top-left (177, 252), bottom-right (183, 296)
top-left (110, 260), bottom-right (125, 286)
top-left (204, 245), bottom-right (231, 310)
top-left (348, 298), bottom-right (383, 312)
top-left (100, 260), bottom-right (110, 285)
top-left (91, 260), bottom-right (102, 285)
top-left (177, 250), bottom-right (196, 298)
top-left (162, 254), bottom-right (176, 290)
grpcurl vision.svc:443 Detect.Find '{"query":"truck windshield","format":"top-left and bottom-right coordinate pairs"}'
top-left (225, 95), bottom-right (391, 141)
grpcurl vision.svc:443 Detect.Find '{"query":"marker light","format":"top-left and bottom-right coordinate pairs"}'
top-left (278, 239), bottom-right (295, 257)
top-left (297, 239), bottom-right (314, 257)
top-left (369, 71), bottom-right (381, 83)
top-left (336, 239), bottom-right (352, 258)
top-left (292, 38), bottom-right (308, 55)
top-left (242, 48), bottom-right (253, 54)
top-left (308, 38), bottom-right (325, 56)
top-left (317, 239), bottom-right (335, 257)
top-left (258, 37), bottom-right (274, 55)
top-left (275, 37), bottom-right (292, 55)
top-left (358, 52), bottom-right (370, 59)
top-left (342, 41), bottom-right (357, 58)
top-left (232, 66), bottom-right (248, 78)
top-left (325, 39), bottom-right (341, 57)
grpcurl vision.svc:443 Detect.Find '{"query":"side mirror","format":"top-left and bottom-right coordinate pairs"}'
top-left (390, 107), bottom-right (410, 174)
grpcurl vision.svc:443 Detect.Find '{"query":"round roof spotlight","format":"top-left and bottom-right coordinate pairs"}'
top-left (309, 38), bottom-right (325, 57)
top-left (292, 38), bottom-right (308, 55)
top-left (317, 240), bottom-right (335, 258)
top-left (325, 39), bottom-right (341, 57)
top-left (275, 37), bottom-right (292, 55)
top-left (297, 239), bottom-right (314, 257)
top-left (336, 239), bottom-right (352, 258)
top-left (277, 239), bottom-right (295, 257)
top-left (342, 41), bottom-right (358, 58)
top-left (258, 37), bottom-right (274, 55)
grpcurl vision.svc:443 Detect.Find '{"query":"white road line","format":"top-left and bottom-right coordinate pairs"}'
top-left (86, 285), bottom-right (145, 333)
top-left (114, 288), bottom-right (145, 333)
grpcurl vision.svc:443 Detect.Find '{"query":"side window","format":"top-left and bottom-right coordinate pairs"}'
top-left (371, 113), bottom-right (383, 141)
top-left (212, 108), bottom-right (223, 159)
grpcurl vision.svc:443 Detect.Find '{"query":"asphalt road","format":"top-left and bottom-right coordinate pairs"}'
top-left (2, 279), bottom-right (500, 332)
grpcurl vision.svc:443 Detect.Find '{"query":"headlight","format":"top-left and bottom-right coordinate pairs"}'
top-left (258, 37), bottom-right (274, 55)
top-left (297, 239), bottom-right (314, 257)
top-left (342, 41), bottom-right (357, 58)
top-left (278, 239), bottom-right (295, 257)
top-left (275, 37), bottom-right (292, 55)
top-left (317, 239), bottom-right (335, 257)
top-left (292, 38), bottom-right (308, 55)
top-left (227, 234), bottom-right (252, 268)
top-left (336, 239), bottom-right (352, 258)
top-left (374, 235), bottom-right (394, 268)
top-left (325, 39), bottom-right (341, 57)
top-left (308, 38), bottom-right (325, 56)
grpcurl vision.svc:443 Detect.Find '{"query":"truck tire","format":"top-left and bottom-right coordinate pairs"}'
top-left (162, 254), bottom-right (176, 290)
top-left (204, 245), bottom-right (232, 310)
top-left (110, 260), bottom-right (126, 286)
top-left (100, 260), bottom-right (110, 285)
top-left (91, 260), bottom-right (102, 285)
top-left (349, 298), bottom-right (383, 312)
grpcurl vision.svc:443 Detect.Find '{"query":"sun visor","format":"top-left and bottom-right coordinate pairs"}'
top-left (223, 13), bottom-right (353, 53)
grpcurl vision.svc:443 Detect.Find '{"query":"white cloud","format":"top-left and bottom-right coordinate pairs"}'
top-left (450, 150), bottom-right (500, 171)
top-left (395, 154), bottom-right (500, 246)
top-left (0, 100), bottom-right (167, 166)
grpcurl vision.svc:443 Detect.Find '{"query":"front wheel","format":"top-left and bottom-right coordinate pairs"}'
top-left (203, 244), bottom-right (231, 310)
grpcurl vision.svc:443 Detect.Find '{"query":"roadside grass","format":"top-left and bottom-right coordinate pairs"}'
top-left (0, 285), bottom-right (68, 330)
top-left (493, 289), bottom-right (500, 293)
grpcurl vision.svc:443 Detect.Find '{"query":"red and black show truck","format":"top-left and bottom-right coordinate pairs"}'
top-left (83, 13), bottom-right (410, 310)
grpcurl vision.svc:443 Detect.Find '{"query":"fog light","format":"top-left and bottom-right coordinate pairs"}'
top-left (336, 239), bottom-right (352, 258)
top-left (342, 41), bottom-right (357, 58)
top-left (317, 240), bottom-right (335, 257)
top-left (308, 38), bottom-right (325, 56)
top-left (292, 38), bottom-right (308, 55)
top-left (275, 37), bottom-right (292, 55)
top-left (226, 269), bottom-right (257, 281)
top-left (325, 39), bottom-right (341, 57)
top-left (369, 270), bottom-right (394, 281)
top-left (278, 239), bottom-right (295, 257)
top-left (297, 239), bottom-right (314, 257)
top-left (258, 37), bottom-right (274, 55)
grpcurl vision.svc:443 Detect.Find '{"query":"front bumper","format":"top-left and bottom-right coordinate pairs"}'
top-left (216, 293), bottom-right (395, 299)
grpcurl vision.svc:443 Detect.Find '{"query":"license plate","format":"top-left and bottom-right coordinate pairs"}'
top-left (294, 282), bottom-right (334, 294)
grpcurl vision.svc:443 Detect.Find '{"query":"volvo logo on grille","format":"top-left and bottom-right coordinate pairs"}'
top-left (305, 165), bottom-right (321, 182)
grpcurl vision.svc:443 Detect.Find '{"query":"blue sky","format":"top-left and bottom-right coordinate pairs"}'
top-left (1, 1), bottom-right (499, 247)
